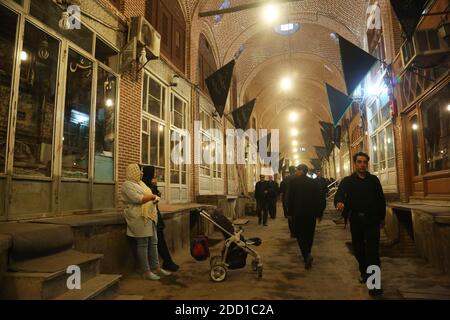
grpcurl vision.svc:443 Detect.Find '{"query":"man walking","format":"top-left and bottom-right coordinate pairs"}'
top-left (288, 164), bottom-right (326, 270)
top-left (267, 175), bottom-right (279, 219)
top-left (280, 166), bottom-right (296, 237)
top-left (316, 170), bottom-right (329, 198)
top-left (334, 152), bottom-right (386, 297)
top-left (255, 175), bottom-right (269, 226)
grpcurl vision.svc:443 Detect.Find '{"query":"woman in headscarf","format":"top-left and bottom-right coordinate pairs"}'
top-left (142, 166), bottom-right (179, 272)
top-left (121, 163), bottom-right (171, 280)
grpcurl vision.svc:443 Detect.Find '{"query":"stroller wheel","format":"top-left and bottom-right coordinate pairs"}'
top-left (210, 255), bottom-right (222, 268)
top-left (257, 266), bottom-right (263, 278)
top-left (210, 264), bottom-right (227, 282)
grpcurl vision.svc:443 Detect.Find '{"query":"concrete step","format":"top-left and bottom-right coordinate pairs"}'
top-left (114, 294), bottom-right (144, 300)
top-left (0, 250), bottom-right (103, 300)
top-left (54, 274), bottom-right (122, 300)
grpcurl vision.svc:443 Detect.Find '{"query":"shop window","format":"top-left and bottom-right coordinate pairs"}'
top-left (143, 74), bottom-right (165, 119)
top-left (371, 135), bottom-right (379, 172)
top-left (201, 134), bottom-right (211, 176)
top-left (94, 68), bottom-right (116, 181)
top-left (62, 49), bottom-right (93, 179)
top-left (13, 23), bottom-right (60, 177)
top-left (422, 84), bottom-right (449, 172)
top-left (386, 124), bottom-right (395, 168)
top-left (95, 38), bottom-right (119, 72)
top-left (141, 118), bottom-right (165, 182)
top-left (170, 130), bottom-right (186, 185)
top-left (30, 0), bottom-right (94, 54)
top-left (0, 5), bottom-right (18, 173)
top-left (378, 130), bottom-right (386, 171)
top-left (171, 94), bottom-right (186, 129)
top-left (410, 116), bottom-right (422, 176)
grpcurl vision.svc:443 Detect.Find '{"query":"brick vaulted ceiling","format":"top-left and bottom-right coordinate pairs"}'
top-left (186, 0), bottom-right (370, 164)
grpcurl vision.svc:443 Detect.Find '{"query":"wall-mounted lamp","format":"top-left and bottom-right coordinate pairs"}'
top-left (170, 74), bottom-right (180, 87)
top-left (138, 48), bottom-right (148, 66)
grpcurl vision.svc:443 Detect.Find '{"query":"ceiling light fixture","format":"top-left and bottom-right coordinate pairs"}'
top-left (288, 112), bottom-right (299, 122)
top-left (262, 4), bottom-right (279, 23)
top-left (280, 77), bottom-right (292, 91)
top-left (290, 128), bottom-right (299, 137)
top-left (292, 141), bottom-right (298, 146)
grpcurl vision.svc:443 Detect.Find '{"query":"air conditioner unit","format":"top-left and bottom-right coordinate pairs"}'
top-left (401, 28), bottom-right (450, 70)
top-left (129, 16), bottom-right (161, 59)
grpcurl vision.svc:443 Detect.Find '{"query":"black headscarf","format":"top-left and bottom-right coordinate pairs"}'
top-left (142, 165), bottom-right (155, 188)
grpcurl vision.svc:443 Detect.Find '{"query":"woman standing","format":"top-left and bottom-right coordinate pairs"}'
top-left (142, 166), bottom-right (180, 272)
top-left (121, 163), bottom-right (171, 280)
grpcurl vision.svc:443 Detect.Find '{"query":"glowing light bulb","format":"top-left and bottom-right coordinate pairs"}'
top-left (20, 51), bottom-right (28, 61)
top-left (412, 123), bottom-right (419, 131)
top-left (280, 77), bottom-right (292, 91)
top-left (262, 4), bottom-right (279, 23)
top-left (105, 99), bottom-right (114, 107)
top-left (290, 128), bottom-right (299, 137)
top-left (289, 112), bottom-right (299, 122)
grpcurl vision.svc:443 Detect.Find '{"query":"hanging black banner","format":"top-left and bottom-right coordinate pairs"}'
top-left (321, 129), bottom-right (333, 157)
top-left (310, 159), bottom-right (322, 170)
top-left (319, 121), bottom-right (342, 149)
top-left (314, 146), bottom-right (328, 160)
top-left (390, 0), bottom-right (428, 40)
top-left (232, 99), bottom-right (256, 130)
top-left (205, 60), bottom-right (236, 117)
top-left (326, 84), bottom-right (353, 127)
top-left (338, 36), bottom-right (378, 96)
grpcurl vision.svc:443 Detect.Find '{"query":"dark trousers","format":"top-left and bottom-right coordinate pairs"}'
top-left (268, 198), bottom-right (277, 219)
top-left (282, 198), bottom-right (288, 218)
top-left (350, 215), bottom-right (381, 278)
top-left (157, 227), bottom-right (174, 267)
top-left (256, 200), bottom-right (269, 224)
top-left (293, 216), bottom-right (317, 261)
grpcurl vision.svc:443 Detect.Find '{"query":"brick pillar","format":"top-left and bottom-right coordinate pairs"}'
top-left (116, 0), bottom-right (146, 206)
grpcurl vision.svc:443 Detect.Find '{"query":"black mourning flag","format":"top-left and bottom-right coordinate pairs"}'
top-left (390, 0), bottom-right (428, 40)
top-left (205, 60), bottom-right (235, 117)
top-left (310, 159), bottom-right (322, 170)
top-left (232, 99), bottom-right (256, 130)
top-left (319, 121), bottom-right (343, 149)
top-left (314, 146), bottom-right (328, 160)
top-left (326, 84), bottom-right (353, 127)
top-left (321, 129), bottom-right (333, 156)
top-left (334, 125), bottom-right (342, 149)
top-left (338, 36), bottom-right (378, 96)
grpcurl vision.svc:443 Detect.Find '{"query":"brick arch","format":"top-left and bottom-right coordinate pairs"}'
top-left (188, 19), bottom-right (221, 84)
top-left (222, 14), bottom-right (363, 65)
top-left (238, 52), bottom-right (345, 106)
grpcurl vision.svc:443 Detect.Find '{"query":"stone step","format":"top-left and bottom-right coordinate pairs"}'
top-left (54, 274), bottom-right (122, 300)
top-left (114, 295), bottom-right (144, 300)
top-left (0, 250), bottom-right (103, 300)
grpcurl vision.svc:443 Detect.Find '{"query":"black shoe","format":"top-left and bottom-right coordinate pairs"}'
top-left (369, 288), bottom-right (384, 297)
top-left (163, 263), bottom-right (179, 272)
top-left (305, 255), bottom-right (314, 270)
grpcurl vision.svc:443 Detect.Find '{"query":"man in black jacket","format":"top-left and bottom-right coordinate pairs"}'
top-left (267, 175), bottom-right (279, 219)
top-left (280, 166), bottom-right (297, 237)
top-left (255, 175), bottom-right (269, 226)
top-left (288, 164), bottom-right (326, 270)
top-left (334, 152), bottom-right (386, 297)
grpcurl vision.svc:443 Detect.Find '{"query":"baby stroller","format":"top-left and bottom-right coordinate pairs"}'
top-left (195, 209), bottom-right (263, 282)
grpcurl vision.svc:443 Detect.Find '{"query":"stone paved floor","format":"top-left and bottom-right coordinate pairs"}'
top-left (118, 205), bottom-right (450, 300)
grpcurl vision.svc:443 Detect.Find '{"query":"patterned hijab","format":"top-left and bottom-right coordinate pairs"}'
top-left (126, 163), bottom-right (141, 183)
